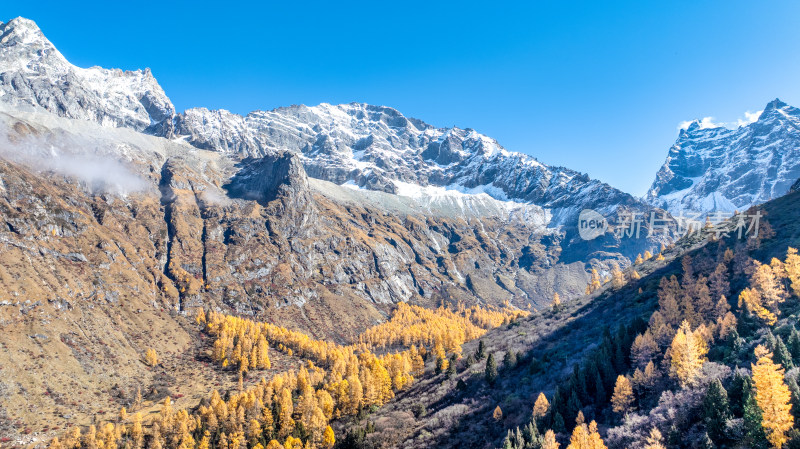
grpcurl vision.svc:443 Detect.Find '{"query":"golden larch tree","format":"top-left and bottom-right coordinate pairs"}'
top-left (631, 331), bottom-right (658, 369)
top-left (145, 348), bottom-right (159, 367)
top-left (283, 436), bottom-right (303, 449)
top-left (657, 277), bottom-right (682, 327)
top-left (752, 345), bottom-right (794, 449)
top-left (196, 432), bottom-right (210, 449)
top-left (586, 269), bottom-right (602, 295)
top-left (130, 413), bottom-right (144, 449)
top-left (533, 392), bottom-right (550, 419)
top-left (493, 405), bottom-right (503, 422)
top-left (195, 308), bottom-right (206, 325)
top-left (552, 293), bottom-right (562, 312)
top-left (632, 360), bottom-right (659, 394)
top-left (643, 427), bottom-right (665, 449)
top-left (247, 419), bottom-right (262, 445)
top-left (610, 263), bottom-right (625, 288)
top-left (322, 425), bottom-right (335, 449)
top-left (785, 247), bottom-right (800, 296)
top-left (542, 430), bottom-right (560, 449)
top-left (739, 287), bottom-right (776, 325)
top-left (83, 425), bottom-right (97, 449)
top-left (611, 375), bottom-right (634, 415)
top-left (739, 260), bottom-right (788, 326)
top-left (669, 321), bottom-right (707, 386)
top-left (566, 420), bottom-right (607, 449)
top-left (63, 427), bottom-right (81, 449)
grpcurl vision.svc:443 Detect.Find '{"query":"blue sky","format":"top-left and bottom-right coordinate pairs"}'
top-left (8, 1), bottom-right (800, 195)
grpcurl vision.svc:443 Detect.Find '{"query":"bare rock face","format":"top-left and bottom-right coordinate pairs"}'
top-left (0, 104), bottom-right (591, 322)
top-left (224, 152), bottom-right (313, 217)
top-left (0, 17), bottom-right (671, 268)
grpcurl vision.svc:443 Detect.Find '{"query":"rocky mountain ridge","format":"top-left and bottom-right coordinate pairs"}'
top-left (0, 16), bottom-right (659, 240)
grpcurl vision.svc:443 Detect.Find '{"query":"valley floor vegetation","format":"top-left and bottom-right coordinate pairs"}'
top-left (42, 302), bottom-right (526, 449)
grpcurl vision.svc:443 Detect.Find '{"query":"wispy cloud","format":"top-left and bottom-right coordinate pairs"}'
top-left (737, 110), bottom-right (763, 127)
top-left (678, 116), bottom-right (723, 131)
top-left (0, 122), bottom-right (148, 195)
top-left (678, 109), bottom-right (764, 131)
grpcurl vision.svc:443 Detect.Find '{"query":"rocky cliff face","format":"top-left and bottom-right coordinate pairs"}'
top-left (647, 99), bottom-right (800, 213)
top-left (0, 104), bottom-right (595, 318)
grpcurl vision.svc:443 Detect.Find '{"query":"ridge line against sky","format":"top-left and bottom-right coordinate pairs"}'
top-left (5, 0), bottom-right (800, 196)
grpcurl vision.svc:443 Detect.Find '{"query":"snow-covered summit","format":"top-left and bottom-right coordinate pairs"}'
top-left (647, 98), bottom-right (800, 213)
top-left (0, 17), bottom-right (175, 135)
top-left (173, 102), bottom-right (641, 223)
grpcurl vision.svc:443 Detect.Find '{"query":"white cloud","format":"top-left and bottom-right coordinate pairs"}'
top-left (737, 110), bottom-right (763, 127)
top-left (679, 109), bottom-right (764, 132)
top-left (698, 117), bottom-right (722, 129)
top-left (678, 117), bottom-right (722, 130)
top-left (0, 124), bottom-right (148, 196)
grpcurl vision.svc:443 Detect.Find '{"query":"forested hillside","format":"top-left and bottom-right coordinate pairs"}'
top-left (329, 188), bottom-right (800, 449)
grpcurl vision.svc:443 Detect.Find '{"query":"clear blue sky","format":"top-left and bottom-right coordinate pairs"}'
top-left (8, 1), bottom-right (800, 196)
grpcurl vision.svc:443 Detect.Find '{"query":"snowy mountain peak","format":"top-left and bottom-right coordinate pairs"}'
top-left (0, 17), bottom-right (67, 73)
top-left (0, 17), bottom-right (175, 135)
top-left (0, 17), bottom-right (48, 43)
top-left (173, 100), bottom-right (593, 210)
top-left (757, 98), bottom-right (800, 126)
top-left (648, 98), bottom-right (800, 214)
top-left (764, 97), bottom-right (788, 112)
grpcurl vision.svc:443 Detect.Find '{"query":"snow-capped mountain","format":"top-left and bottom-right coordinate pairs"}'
top-left (0, 17), bottom-right (175, 135)
top-left (647, 99), bottom-right (800, 214)
top-left (175, 103), bottom-right (642, 222)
